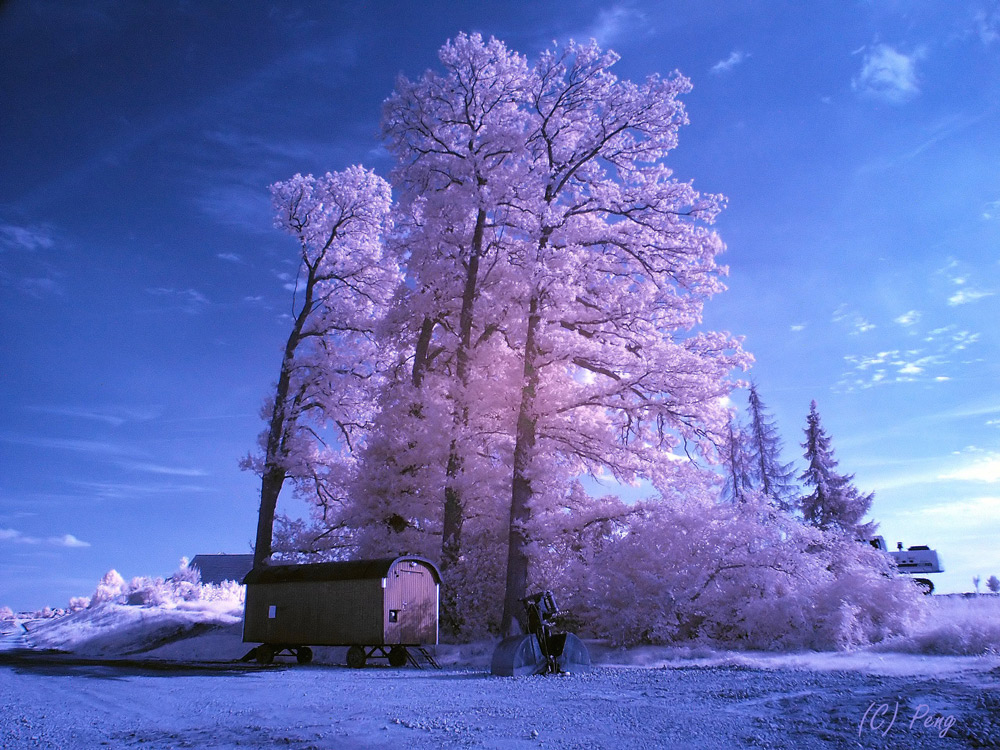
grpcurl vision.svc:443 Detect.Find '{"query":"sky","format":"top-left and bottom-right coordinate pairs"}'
top-left (1, 0), bottom-right (998, 612)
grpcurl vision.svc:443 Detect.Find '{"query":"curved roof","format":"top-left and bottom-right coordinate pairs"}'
top-left (243, 555), bottom-right (441, 585)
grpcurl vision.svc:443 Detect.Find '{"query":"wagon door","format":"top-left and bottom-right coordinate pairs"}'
top-left (384, 561), bottom-right (437, 645)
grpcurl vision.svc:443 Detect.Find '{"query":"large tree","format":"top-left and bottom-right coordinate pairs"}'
top-left (262, 37), bottom-right (748, 639)
top-left (799, 400), bottom-right (876, 539)
top-left (497, 40), bottom-right (747, 634)
top-left (379, 34), bottom-right (529, 576)
top-left (244, 167), bottom-right (397, 567)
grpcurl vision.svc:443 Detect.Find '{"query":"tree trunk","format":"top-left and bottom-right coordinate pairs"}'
top-left (441, 209), bottom-right (487, 572)
top-left (500, 293), bottom-right (541, 636)
top-left (252, 265), bottom-right (315, 568)
top-left (254, 469), bottom-right (285, 567)
top-left (411, 317), bottom-right (435, 387)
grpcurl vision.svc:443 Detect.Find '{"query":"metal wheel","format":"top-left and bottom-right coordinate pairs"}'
top-left (296, 646), bottom-right (313, 665)
top-left (388, 646), bottom-right (408, 668)
top-left (346, 645), bottom-right (367, 669)
top-left (255, 644), bottom-right (275, 665)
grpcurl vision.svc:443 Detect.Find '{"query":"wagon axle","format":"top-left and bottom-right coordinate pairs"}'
top-left (243, 644), bottom-right (313, 665)
top-left (346, 644), bottom-right (411, 668)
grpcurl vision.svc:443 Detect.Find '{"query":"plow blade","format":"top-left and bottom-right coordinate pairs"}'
top-left (490, 632), bottom-right (591, 676)
top-left (491, 634), bottom-right (545, 676)
top-left (554, 632), bottom-right (591, 673)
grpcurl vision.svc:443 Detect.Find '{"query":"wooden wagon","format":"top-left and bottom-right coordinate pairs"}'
top-left (242, 555), bottom-right (440, 667)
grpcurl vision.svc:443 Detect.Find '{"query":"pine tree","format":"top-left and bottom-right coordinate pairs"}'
top-left (799, 401), bottom-right (875, 539)
top-left (723, 418), bottom-right (753, 504)
top-left (746, 383), bottom-right (798, 511)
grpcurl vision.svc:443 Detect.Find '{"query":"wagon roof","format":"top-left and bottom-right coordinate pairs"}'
top-left (242, 555), bottom-right (441, 585)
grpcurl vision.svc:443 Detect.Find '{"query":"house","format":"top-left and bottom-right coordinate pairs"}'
top-left (187, 554), bottom-right (255, 585)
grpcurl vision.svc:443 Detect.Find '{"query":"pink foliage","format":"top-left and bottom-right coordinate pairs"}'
top-left (554, 495), bottom-right (923, 649)
top-left (256, 35), bottom-right (916, 649)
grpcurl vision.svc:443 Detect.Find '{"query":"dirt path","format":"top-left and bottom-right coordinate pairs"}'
top-left (1, 654), bottom-right (997, 749)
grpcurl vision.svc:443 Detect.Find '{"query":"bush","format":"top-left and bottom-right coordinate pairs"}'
top-left (551, 495), bottom-right (925, 650)
top-left (90, 570), bottom-right (127, 605)
top-left (80, 560), bottom-right (244, 610)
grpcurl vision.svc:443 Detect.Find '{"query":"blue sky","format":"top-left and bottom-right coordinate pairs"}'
top-left (1, 1), bottom-right (998, 611)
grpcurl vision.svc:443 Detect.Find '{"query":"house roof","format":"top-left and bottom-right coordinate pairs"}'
top-left (242, 555), bottom-right (441, 585)
top-left (188, 554), bottom-right (255, 585)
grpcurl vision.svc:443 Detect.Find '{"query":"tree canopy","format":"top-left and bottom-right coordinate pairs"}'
top-left (245, 34), bottom-right (917, 646)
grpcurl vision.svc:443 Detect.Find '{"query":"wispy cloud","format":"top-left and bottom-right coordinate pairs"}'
top-left (832, 304), bottom-right (875, 334)
top-left (116, 461), bottom-right (207, 477)
top-left (275, 269), bottom-right (306, 295)
top-left (924, 325), bottom-right (980, 349)
top-left (840, 326), bottom-right (981, 391)
top-left (0, 433), bottom-right (139, 457)
top-left (0, 223), bottom-right (55, 251)
top-left (948, 288), bottom-right (995, 306)
top-left (938, 448), bottom-right (1000, 484)
top-left (711, 50), bottom-right (748, 75)
top-left (146, 287), bottom-right (210, 314)
top-left (18, 277), bottom-right (63, 298)
top-left (0, 527), bottom-right (91, 548)
top-left (852, 44), bottom-right (923, 104)
top-left (973, 6), bottom-right (1000, 45)
top-left (582, 5), bottom-right (648, 47)
top-left (54, 534), bottom-right (91, 548)
top-left (71, 480), bottom-right (209, 501)
top-left (894, 310), bottom-right (921, 327)
top-left (936, 258), bottom-right (996, 305)
top-left (24, 404), bottom-right (161, 426)
top-left (790, 323), bottom-right (806, 332)
top-left (217, 252), bottom-right (242, 263)
top-left (983, 199), bottom-right (1000, 220)
top-left (196, 183), bottom-right (273, 234)
top-left (864, 448), bottom-right (1000, 492)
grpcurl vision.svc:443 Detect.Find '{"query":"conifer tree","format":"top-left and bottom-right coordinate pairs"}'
top-left (746, 383), bottom-right (798, 511)
top-left (723, 418), bottom-right (752, 504)
top-left (799, 401), bottom-right (875, 539)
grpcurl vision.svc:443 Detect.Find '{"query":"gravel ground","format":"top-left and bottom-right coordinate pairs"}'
top-left (2, 653), bottom-right (998, 749)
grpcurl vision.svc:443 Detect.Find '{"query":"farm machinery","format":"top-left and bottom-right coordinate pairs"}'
top-left (491, 590), bottom-right (591, 676)
top-left (871, 536), bottom-right (944, 594)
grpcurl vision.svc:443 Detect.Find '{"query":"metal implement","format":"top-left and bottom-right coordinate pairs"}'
top-left (870, 536), bottom-right (944, 594)
top-left (490, 590), bottom-right (591, 676)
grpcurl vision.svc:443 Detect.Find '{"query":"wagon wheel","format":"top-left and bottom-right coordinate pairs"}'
top-left (296, 646), bottom-right (313, 665)
top-left (346, 645), bottom-right (367, 669)
top-left (388, 646), bottom-right (408, 668)
top-left (255, 644), bottom-right (276, 665)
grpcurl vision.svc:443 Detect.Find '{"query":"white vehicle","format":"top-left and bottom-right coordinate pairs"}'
top-left (870, 536), bottom-right (944, 594)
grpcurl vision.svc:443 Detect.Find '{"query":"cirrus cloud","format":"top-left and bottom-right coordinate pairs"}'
top-left (852, 44), bottom-right (923, 104)
top-left (711, 50), bottom-right (749, 75)
top-left (0, 528), bottom-right (91, 547)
